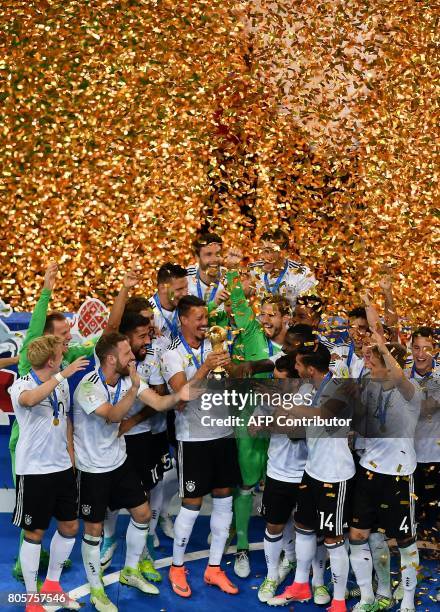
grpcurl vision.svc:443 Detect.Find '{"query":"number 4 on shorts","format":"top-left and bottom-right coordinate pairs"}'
top-left (319, 512), bottom-right (334, 531)
top-left (399, 516), bottom-right (409, 533)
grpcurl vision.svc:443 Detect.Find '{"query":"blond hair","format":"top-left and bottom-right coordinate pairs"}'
top-left (27, 335), bottom-right (63, 369)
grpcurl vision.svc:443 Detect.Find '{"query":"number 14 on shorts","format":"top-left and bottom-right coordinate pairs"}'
top-left (319, 511), bottom-right (334, 531)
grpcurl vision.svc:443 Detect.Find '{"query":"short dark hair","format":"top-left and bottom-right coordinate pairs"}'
top-left (372, 342), bottom-right (407, 369)
top-left (120, 312), bottom-right (150, 335)
top-left (348, 306), bottom-right (367, 320)
top-left (95, 332), bottom-right (128, 364)
top-left (192, 232), bottom-right (222, 256)
top-left (43, 312), bottom-right (66, 334)
top-left (296, 295), bottom-right (324, 316)
top-left (287, 324), bottom-right (316, 344)
top-left (260, 229), bottom-right (289, 250)
top-left (177, 295), bottom-right (206, 318)
top-left (157, 263), bottom-right (188, 285)
top-left (274, 354), bottom-right (299, 378)
top-left (411, 326), bottom-right (435, 343)
top-left (296, 342), bottom-right (331, 372)
top-left (262, 294), bottom-right (291, 317)
top-left (125, 296), bottom-right (150, 314)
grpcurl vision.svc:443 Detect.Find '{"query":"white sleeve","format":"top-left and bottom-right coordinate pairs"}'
top-left (161, 349), bottom-right (187, 384)
top-left (137, 377), bottom-right (149, 396)
top-left (269, 351), bottom-right (286, 364)
top-left (290, 268), bottom-right (318, 296)
top-left (9, 378), bottom-right (34, 408)
top-left (149, 355), bottom-right (165, 386)
top-left (75, 379), bottom-right (108, 415)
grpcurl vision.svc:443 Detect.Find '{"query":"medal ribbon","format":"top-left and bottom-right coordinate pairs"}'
top-left (196, 269), bottom-right (219, 302)
top-left (153, 293), bottom-right (179, 337)
top-left (30, 369), bottom-right (59, 423)
top-left (312, 372), bottom-right (333, 407)
top-left (263, 260), bottom-right (288, 294)
top-left (178, 333), bottom-right (205, 370)
top-left (98, 368), bottom-right (122, 405)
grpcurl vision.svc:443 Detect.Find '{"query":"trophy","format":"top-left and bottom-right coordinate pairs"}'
top-left (207, 325), bottom-right (228, 380)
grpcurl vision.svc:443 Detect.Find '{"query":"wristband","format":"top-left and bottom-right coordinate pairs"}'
top-left (54, 372), bottom-right (65, 384)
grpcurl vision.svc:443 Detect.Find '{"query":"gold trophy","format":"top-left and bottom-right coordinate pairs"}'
top-left (207, 325), bottom-right (228, 380)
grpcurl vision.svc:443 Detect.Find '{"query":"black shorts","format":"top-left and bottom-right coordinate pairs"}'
top-left (295, 471), bottom-right (351, 538)
top-left (152, 430), bottom-right (173, 477)
top-left (350, 466), bottom-right (416, 540)
top-left (177, 436), bottom-right (240, 498)
top-left (77, 457), bottom-right (147, 523)
top-left (415, 462), bottom-right (439, 522)
top-left (260, 476), bottom-right (300, 525)
top-left (13, 468), bottom-right (77, 531)
top-left (125, 431), bottom-right (164, 492)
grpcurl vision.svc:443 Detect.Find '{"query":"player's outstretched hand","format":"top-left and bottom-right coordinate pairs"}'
top-left (43, 260), bottom-right (58, 291)
top-left (62, 357), bottom-right (89, 379)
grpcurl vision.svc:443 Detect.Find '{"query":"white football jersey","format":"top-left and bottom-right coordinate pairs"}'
top-left (10, 374), bottom-right (72, 475)
top-left (161, 335), bottom-right (233, 442)
top-left (327, 341), bottom-right (366, 379)
top-left (123, 345), bottom-right (164, 436)
top-left (186, 265), bottom-right (225, 303)
top-left (404, 366), bottom-right (440, 463)
top-left (359, 380), bottom-right (421, 475)
top-left (269, 350), bottom-right (286, 364)
top-left (301, 377), bottom-right (355, 483)
top-left (147, 294), bottom-right (180, 340)
top-left (249, 259), bottom-right (317, 307)
top-left (267, 434), bottom-right (307, 483)
top-left (73, 368), bottom-right (148, 473)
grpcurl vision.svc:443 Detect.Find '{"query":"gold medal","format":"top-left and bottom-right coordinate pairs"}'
top-left (53, 417), bottom-right (59, 426)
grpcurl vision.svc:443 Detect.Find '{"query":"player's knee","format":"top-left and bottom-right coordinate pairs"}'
top-left (396, 535), bottom-right (416, 548)
top-left (324, 536), bottom-right (345, 547)
top-left (24, 529), bottom-right (43, 544)
top-left (294, 521), bottom-right (313, 533)
top-left (266, 523), bottom-right (284, 536)
top-left (212, 487), bottom-right (233, 497)
top-left (182, 496), bottom-right (203, 508)
top-left (58, 520), bottom-right (79, 538)
top-left (84, 522), bottom-right (103, 538)
top-left (130, 503), bottom-right (151, 524)
top-left (349, 527), bottom-right (370, 542)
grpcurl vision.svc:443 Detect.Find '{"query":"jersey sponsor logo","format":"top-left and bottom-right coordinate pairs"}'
top-left (81, 504), bottom-right (91, 516)
top-left (185, 480), bottom-right (195, 493)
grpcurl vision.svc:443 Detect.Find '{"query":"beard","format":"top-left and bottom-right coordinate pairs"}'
top-left (133, 346), bottom-right (147, 362)
top-left (116, 359), bottom-right (131, 377)
top-left (201, 262), bottom-right (220, 280)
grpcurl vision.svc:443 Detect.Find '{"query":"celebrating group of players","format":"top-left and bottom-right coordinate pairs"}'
top-left (5, 229), bottom-right (439, 612)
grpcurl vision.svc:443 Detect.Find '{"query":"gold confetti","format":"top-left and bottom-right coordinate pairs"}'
top-left (0, 0), bottom-right (437, 326)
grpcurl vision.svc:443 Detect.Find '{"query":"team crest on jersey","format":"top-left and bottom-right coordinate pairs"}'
top-left (185, 480), bottom-right (195, 493)
top-left (82, 504), bottom-right (91, 516)
top-left (24, 515), bottom-right (32, 526)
